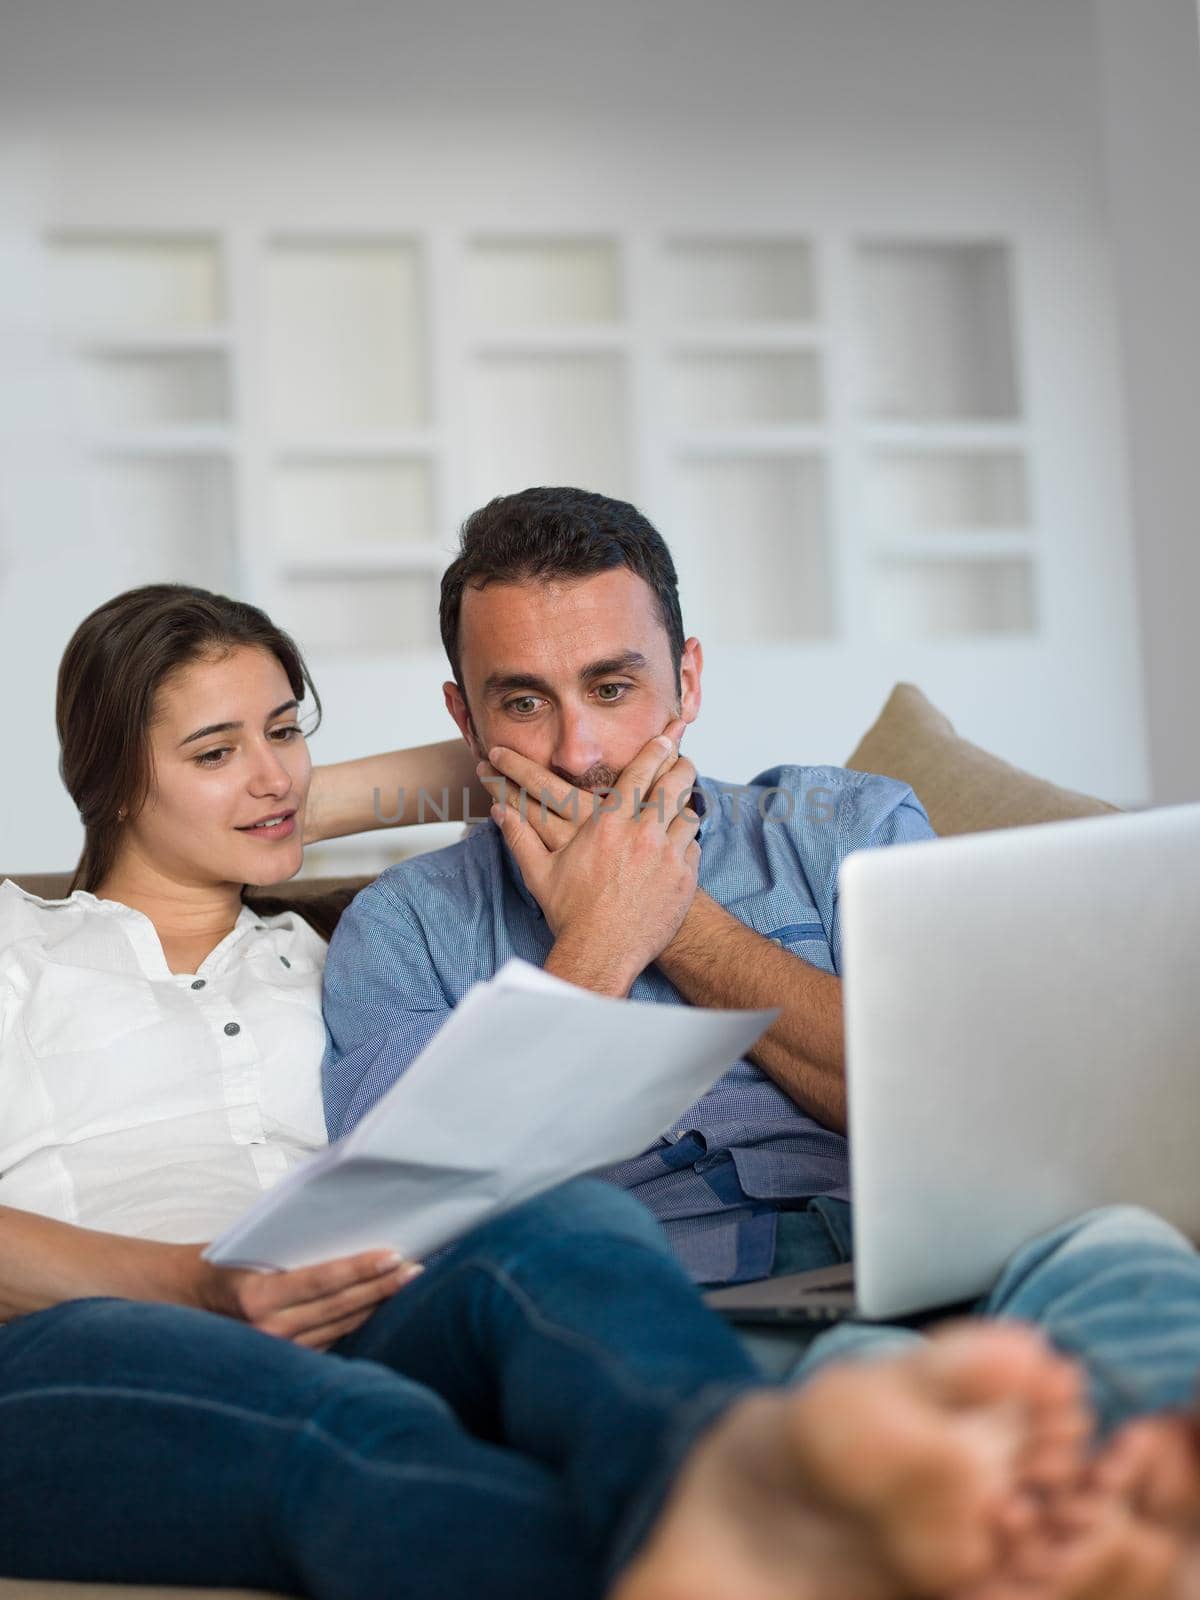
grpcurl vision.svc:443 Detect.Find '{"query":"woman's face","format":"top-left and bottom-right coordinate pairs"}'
top-left (123, 644), bottom-right (312, 889)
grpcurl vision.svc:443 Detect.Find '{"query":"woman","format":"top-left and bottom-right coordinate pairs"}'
top-left (0, 583), bottom-right (1095, 1600)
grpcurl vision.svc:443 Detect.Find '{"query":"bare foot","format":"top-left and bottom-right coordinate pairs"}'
top-left (957, 1412), bottom-right (1200, 1600)
top-left (956, 1491), bottom-right (1190, 1600)
top-left (609, 1323), bottom-right (1090, 1600)
top-left (1096, 1416), bottom-right (1200, 1530)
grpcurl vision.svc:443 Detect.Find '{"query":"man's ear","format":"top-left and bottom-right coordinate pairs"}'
top-left (443, 681), bottom-right (484, 758)
top-left (679, 638), bottom-right (703, 725)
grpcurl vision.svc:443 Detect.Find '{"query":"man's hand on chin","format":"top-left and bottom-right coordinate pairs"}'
top-left (483, 723), bottom-right (699, 998)
top-left (483, 732), bottom-right (848, 1127)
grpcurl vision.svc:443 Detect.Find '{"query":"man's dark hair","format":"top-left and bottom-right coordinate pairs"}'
top-left (439, 486), bottom-right (685, 690)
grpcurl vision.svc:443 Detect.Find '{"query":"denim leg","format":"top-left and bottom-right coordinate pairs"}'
top-left (335, 1178), bottom-right (761, 1581)
top-left (740, 1198), bottom-right (858, 1378)
top-left (977, 1204), bottom-right (1200, 1431)
top-left (769, 1197), bottom-right (854, 1277)
top-left (787, 1320), bottom-right (926, 1383)
top-left (789, 1205), bottom-right (1200, 1432)
top-left (0, 1295), bottom-right (595, 1599)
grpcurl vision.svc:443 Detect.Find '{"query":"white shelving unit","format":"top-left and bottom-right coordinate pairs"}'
top-left (46, 230), bottom-right (238, 595)
top-left (465, 351), bottom-right (632, 506)
top-left (660, 237), bottom-right (833, 647)
top-left (43, 222), bottom-right (1082, 868)
top-left (464, 235), bottom-right (632, 508)
top-left (261, 235), bottom-right (443, 654)
top-left (466, 236), bottom-right (623, 328)
top-left (854, 240), bottom-right (1035, 641)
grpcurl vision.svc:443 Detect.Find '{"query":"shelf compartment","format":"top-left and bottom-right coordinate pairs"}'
top-left (276, 573), bottom-right (441, 655)
top-left (668, 351), bottom-right (822, 428)
top-left (265, 238), bottom-right (429, 435)
top-left (73, 350), bottom-right (230, 431)
top-left (272, 458), bottom-right (436, 563)
top-left (872, 555), bottom-right (1036, 639)
top-left (864, 449), bottom-right (1029, 533)
top-left (467, 237), bottom-right (621, 327)
top-left (46, 232), bottom-right (224, 331)
top-left (857, 241), bottom-right (1020, 421)
top-left (465, 353), bottom-right (630, 505)
top-left (670, 455), bottom-right (832, 644)
top-left (83, 457), bottom-right (235, 592)
top-left (665, 238), bottom-right (816, 323)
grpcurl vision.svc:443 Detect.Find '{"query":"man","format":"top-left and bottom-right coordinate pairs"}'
top-left (320, 485), bottom-right (932, 1286)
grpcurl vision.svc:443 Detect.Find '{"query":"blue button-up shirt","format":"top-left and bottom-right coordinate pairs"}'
top-left (322, 764), bottom-right (933, 1284)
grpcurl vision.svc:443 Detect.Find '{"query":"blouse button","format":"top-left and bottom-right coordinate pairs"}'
top-left (280, 955), bottom-right (291, 968)
top-left (224, 1022), bottom-right (241, 1037)
top-left (254, 924), bottom-right (265, 932)
top-left (191, 979), bottom-right (206, 991)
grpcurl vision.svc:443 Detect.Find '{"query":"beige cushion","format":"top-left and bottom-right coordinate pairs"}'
top-left (845, 683), bottom-right (1119, 837)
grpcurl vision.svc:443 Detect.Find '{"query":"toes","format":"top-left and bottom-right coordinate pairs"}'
top-left (918, 1323), bottom-right (1059, 1410)
top-left (1095, 1422), bottom-right (1168, 1497)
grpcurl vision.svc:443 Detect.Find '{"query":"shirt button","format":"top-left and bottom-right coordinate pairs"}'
top-left (190, 979), bottom-right (206, 990)
top-left (254, 924), bottom-right (265, 932)
top-left (279, 955), bottom-right (291, 969)
top-left (224, 1022), bottom-right (241, 1037)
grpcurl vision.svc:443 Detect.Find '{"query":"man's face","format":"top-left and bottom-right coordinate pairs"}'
top-left (443, 567), bottom-right (702, 790)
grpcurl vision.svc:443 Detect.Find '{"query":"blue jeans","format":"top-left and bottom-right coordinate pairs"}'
top-left (0, 1180), bottom-right (758, 1598)
top-left (791, 1204), bottom-right (1200, 1433)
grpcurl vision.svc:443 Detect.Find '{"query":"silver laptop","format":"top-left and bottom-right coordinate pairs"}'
top-left (706, 802), bottom-right (1200, 1326)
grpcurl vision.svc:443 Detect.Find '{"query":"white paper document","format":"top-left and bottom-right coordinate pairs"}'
top-left (205, 958), bottom-right (776, 1271)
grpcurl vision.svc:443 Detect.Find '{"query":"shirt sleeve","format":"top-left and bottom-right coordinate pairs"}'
top-left (320, 880), bottom-right (454, 1140)
top-left (826, 773), bottom-right (935, 971)
top-left (743, 765), bottom-right (935, 974)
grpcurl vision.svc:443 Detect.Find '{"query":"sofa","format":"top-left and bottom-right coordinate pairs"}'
top-left (0, 685), bottom-right (1119, 1600)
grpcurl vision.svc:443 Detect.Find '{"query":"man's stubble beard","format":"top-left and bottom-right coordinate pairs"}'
top-left (550, 762), bottom-right (624, 793)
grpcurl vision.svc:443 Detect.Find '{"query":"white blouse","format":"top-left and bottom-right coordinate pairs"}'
top-left (0, 879), bottom-right (329, 1244)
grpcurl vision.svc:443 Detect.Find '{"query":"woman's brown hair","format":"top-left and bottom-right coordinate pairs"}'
top-left (57, 583), bottom-right (321, 895)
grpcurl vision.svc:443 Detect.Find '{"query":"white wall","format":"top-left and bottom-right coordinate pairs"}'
top-left (1093, 0), bottom-right (1200, 805)
top-left (0, 0), bottom-right (1163, 868)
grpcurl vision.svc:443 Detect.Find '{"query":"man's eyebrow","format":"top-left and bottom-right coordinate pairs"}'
top-left (178, 700), bottom-right (299, 747)
top-left (583, 652), bottom-right (648, 679)
top-left (482, 671), bottom-right (553, 698)
top-left (482, 654), bottom-right (649, 699)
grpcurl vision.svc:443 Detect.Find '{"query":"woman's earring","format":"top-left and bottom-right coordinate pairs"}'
top-left (117, 808), bottom-right (127, 822)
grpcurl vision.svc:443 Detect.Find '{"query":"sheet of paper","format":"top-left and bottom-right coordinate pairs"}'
top-left (205, 958), bottom-right (776, 1270)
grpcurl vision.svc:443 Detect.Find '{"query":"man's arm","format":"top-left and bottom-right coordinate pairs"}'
top-left (482, 747), bottom-right (935, 1131)
top-left (655, 891), bottom-right (847, 1129)
top-left (321, 881), bottom-right (455, 1138)
top-left (654, 776), bottom-right (935, 1128)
